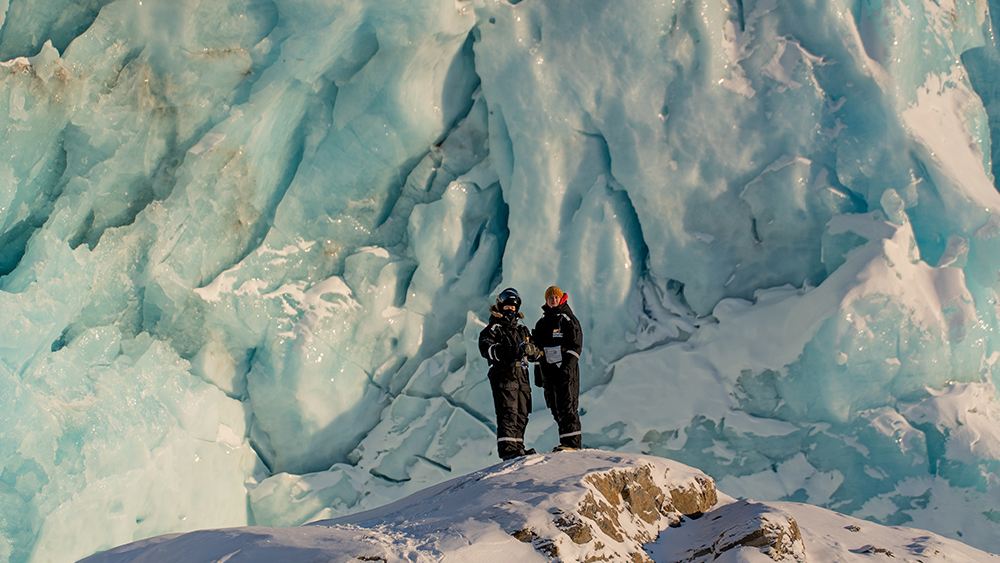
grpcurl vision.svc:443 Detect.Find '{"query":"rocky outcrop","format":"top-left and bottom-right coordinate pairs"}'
top-left (509, 456), bottom-right (718, 562)
top-left (500, 457), bottom-right (805, 563)
top-left (669, 500), bottom-right (805, 562)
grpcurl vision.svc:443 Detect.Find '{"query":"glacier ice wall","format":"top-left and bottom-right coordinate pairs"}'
top-left (2, 0), bottom-right (1000, 561)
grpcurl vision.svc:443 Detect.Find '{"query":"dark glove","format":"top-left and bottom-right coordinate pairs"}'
top-left (495, 341), bottom-right (516, 362)
top-left (523, 341), bottom-right (542, 362)
top-left (534, 363), bottom-right (544, 387)
top-left (492, 331), bottom-right (516, 361)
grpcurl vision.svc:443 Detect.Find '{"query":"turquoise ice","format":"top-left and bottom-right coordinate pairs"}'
top-left (2, 0), bottom-right (1000, 561)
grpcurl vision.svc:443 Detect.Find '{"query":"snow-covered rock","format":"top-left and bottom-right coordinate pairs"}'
top-left (79, 451), bottom-right (999, 563)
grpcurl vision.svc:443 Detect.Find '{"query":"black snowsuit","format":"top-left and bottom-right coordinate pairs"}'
top-left (532, 299), bottom-right (583, 449)
top-left (479, 306), bottom-right (541, 460)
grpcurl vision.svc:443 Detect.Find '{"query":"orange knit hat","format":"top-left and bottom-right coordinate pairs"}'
top-left (545, 286), bottom-right (563, 301)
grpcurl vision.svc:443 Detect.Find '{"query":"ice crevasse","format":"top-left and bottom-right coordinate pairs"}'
top-left (2, 0), bottom-right (1000, 561)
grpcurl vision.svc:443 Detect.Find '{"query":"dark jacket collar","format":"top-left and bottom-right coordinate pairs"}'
top-left (542, 300), bottom-right (572, 316)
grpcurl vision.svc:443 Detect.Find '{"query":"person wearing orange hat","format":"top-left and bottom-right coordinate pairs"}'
top-left (531, 285), bottom-right (583, 451)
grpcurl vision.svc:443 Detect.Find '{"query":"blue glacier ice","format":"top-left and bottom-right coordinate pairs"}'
top-left (2, 0), bottom-right (1000, 561)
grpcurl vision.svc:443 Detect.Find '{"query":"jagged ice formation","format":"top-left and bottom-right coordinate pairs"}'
top-left (2, 0), bottom-right (1000, 561)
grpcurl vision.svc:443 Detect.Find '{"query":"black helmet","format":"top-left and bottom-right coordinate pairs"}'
top-left (496, 287), bottom-right (521, 311)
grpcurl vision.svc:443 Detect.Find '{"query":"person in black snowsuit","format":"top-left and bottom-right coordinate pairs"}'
top-left (532, 285), bottom-right (583, 451)
top-left (479, 287), bottom-right (542, 460)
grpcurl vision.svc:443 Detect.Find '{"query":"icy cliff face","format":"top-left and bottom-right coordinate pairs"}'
top-left (2, 0), bottom-right (1000, 561)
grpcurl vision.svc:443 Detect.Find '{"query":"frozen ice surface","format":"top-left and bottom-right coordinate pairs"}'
top-left (2, 0), bottom-right (1000, 561)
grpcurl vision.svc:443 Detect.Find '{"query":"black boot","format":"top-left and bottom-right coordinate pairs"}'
top-left (501, 447), bottom-right (536, 460)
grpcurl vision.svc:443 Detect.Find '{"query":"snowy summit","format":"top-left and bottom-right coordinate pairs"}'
top-left (80, 451), bottom-right (998, 563)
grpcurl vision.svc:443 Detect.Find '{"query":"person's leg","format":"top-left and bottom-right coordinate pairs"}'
top-left (543, 374), bottom-right (556, 411)
top-left (544, 371), bottom-right (566, 446)
top-left (554, 372), bottom-right (582, 449)
top-left (510, 369), bottom-right (534, 455)
top-left (491, 375), bottom-right (526, 459)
